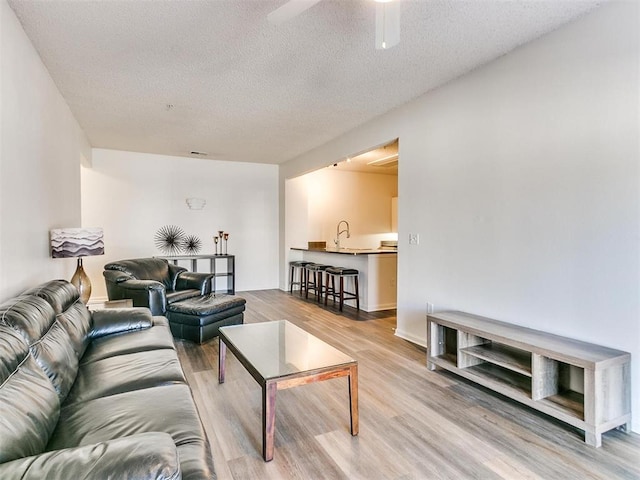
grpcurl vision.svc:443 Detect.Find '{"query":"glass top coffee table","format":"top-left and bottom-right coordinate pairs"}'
top-left (218, 320), bottom-right (359, 461)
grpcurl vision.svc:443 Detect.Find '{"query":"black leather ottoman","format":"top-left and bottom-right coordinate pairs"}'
top-left (167, 294), bottom-right (246, 344)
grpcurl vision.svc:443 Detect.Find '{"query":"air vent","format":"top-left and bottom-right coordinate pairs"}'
top-left (190, 151), bottom-right (208, 156)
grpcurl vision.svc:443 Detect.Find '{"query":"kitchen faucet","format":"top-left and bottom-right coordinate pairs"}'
top-left (335, 220), bottom-right (350, 250)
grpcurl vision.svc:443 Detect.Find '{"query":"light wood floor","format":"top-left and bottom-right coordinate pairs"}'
top-left (175, 289), bottom-right (640, 480)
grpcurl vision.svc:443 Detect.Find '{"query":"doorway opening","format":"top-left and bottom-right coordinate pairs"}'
top-left (284, 139), bottom-right (399, 317)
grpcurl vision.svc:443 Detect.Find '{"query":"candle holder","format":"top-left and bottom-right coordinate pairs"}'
top-left (223, 233), bottom-right (229, 255)
top-left (213, 236), bottom-right (219, 255)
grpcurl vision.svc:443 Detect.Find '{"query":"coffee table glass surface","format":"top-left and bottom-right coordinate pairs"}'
top-left (218, 320), bottom-right (359, 462)
top-left (219, 320), bottom-right (355, 379)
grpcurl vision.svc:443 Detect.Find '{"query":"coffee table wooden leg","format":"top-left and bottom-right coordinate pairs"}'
top-left (263, 381), bottom-right (277, 461)
top-left (349, 364), bottom-right (359, 436)
top-left (218, 338), bottom-right (227, 384)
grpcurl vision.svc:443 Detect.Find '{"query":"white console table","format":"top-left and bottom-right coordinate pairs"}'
top-left (427, 311), bottom-right (631, 447)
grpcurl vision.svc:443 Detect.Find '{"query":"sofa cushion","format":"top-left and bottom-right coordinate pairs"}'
top-left (48, 384), bottom-right (215, 479)
top-left (31, 322), bottom-right (78, 400)
top-left (166, 289), bottom-right (202, 304)
top-left (23, 280), bottom-right (79, 315)
top-left (25, 280), bottom-right (92, 359)
top-left (167, 293), bottom-right (246, 317)
top-left (0, 295), bottom-right (56, 345)
top-left (0, 324), bottom-right (60, 464)
top-left (0, 295), bottom-right (78, 402)
top-left (66, 349), bottom-right (186, 404)
top-left (0, 432), bottom-right (181, 480)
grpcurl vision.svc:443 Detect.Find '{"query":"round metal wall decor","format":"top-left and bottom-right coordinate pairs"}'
top-left (154, 225), bottom-right (186, 255)
top-left (183, 235), bottom-right (203, 254)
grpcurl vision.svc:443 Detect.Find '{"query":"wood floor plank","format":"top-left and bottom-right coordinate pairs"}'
top-left (483, 456), bottom-right (545, 480)
top-left (315, 428), bottom-right (411, 479)
top-left (177, 289), bottom-right (640, 480)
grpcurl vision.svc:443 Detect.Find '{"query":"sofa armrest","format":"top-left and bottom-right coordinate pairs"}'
top-left (109, 279), bottom-right (167, 315)
top-left (168, 263), bottom-right (187, 290)
top-left (0, 432), bottom-right (180, 480)
top-left (176, 271), bottom-right (213, 295)
top-left (90, 307), bottom-right (154, 339)
top-left (103, 269), bottom-right (134, 284)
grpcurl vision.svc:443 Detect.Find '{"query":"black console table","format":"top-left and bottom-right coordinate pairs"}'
top-left (158, 254), bottom-right (235, 294)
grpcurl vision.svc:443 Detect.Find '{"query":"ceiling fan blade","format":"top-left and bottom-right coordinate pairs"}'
top-left (375, 0), bottom-right (400, 50)
top-left (267, 0), bottom-right (323, 25)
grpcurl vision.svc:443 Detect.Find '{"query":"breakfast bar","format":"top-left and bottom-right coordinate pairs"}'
top-left (290, 247), bottom-right (397, 312)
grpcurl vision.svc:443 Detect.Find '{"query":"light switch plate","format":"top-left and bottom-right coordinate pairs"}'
top-left (408, 233), bottom-right (420, 245)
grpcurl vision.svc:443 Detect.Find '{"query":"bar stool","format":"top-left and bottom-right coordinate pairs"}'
top-left (324, 267), bottom-right (360, 311)
top-left (305, 263), bottom-right (331, 302)
top-left (288, 261), bottom-right (312, 294)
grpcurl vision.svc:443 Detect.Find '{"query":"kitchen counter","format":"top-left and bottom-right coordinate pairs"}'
top-left (289, 247), bottom-right (397, 312)
top-left (291, 247), bottom-right (397, 255)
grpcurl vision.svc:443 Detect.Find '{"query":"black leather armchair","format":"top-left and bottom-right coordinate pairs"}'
top-left (103, 258), bottom-right (213, 315)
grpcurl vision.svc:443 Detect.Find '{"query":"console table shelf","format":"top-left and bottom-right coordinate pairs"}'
top-left (427, 311), bottom-right (630, 447)
top-left (158, 254), bottom-right (235, 294)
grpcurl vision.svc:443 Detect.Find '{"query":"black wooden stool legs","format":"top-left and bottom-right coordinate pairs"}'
top-left (324, 267), bottom-right (360, 312)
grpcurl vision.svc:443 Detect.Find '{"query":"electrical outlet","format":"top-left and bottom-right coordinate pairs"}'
top-left (408, 233), bottom-right (420, 245)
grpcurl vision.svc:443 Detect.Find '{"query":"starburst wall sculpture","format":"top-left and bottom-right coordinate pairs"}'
top-left (183, 235), bottom-right (203, 254)
top-left (154, 226), bottom-right (203, 255)
top-left (154, 225), bottom-right (186, 255)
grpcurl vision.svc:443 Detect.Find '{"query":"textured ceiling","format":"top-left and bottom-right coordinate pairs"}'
top-left (9, 0), bottom-right (602, 164)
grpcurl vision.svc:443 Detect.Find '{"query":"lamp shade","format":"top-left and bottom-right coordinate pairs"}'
top-left (50, 227), bottom-right (104, 258)
top-left (50, 228), bottom-right (104, 304)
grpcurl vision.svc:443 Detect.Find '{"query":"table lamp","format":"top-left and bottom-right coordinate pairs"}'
top-left (50, 227), bottom-right (104, 303)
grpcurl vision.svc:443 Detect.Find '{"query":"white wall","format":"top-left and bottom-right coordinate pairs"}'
top-left (280, 2), bottom-right (640, 432)
top-left (81, 149), bottom-right (279, 299)
top-left (0, 1), bottom-right (90, 300)
top-left (285, 175), bottom-right (309, 263)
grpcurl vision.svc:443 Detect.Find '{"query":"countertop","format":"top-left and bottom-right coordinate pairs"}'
top-left (291, 247), bottom-right (397, 255)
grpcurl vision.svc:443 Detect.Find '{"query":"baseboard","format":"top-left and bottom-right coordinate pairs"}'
top-left (366, 302), bottom-right (397, 312)
top-left (394, 328), bottom-right (427, 349)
